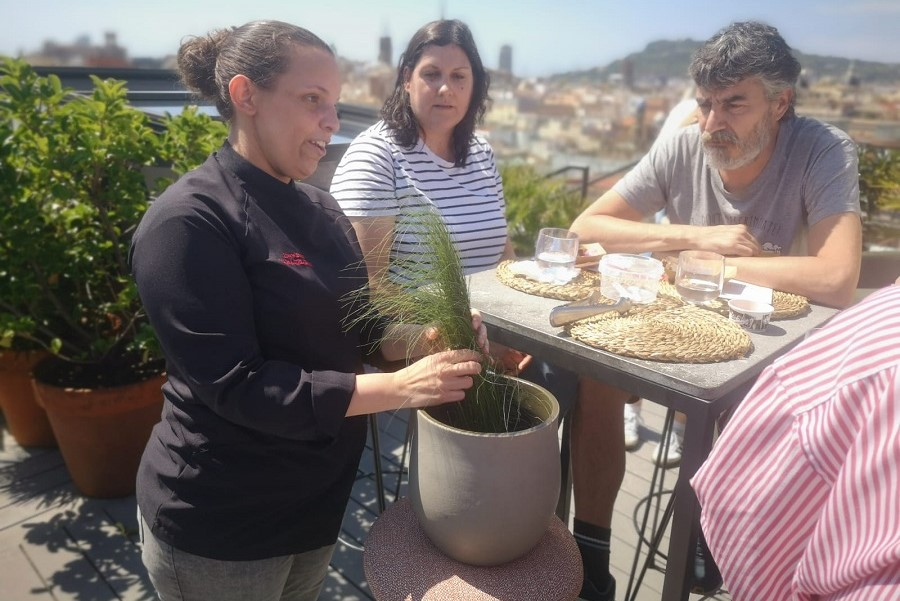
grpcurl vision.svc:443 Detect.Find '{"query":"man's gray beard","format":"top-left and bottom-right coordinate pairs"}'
top-left (701, 114), bottom-right (773, 171)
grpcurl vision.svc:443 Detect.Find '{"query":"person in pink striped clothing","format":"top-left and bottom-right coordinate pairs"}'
top-left (691, 278), bottom-right (900, 601)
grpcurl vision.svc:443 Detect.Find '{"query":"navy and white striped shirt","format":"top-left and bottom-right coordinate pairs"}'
top-left (330, 121), bottom-right (507, 280)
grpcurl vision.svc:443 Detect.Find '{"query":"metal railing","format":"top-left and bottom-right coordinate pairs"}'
top-left (544, 160), bottom-right (640, 199)
top-left (31, 66), bottom-right (379, 138)
top-left (543, 165), bottom-right (590, 199)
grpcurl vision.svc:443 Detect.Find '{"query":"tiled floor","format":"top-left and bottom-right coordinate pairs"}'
top-left (0, 400), bottom-right (731, 601)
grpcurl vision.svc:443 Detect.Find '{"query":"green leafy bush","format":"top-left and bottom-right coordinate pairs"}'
top-left (0, 58), bottom-right (225, 383)
top-left (501, 163), bottom-right (589, 256)
top-left (156, 105), bottom-right (228, 187)
top-left (858, 143), bottom-right (900, 215)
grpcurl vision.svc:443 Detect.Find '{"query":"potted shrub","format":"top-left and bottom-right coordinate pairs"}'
top-left (347, 211), bottom-right (561, 566)
top-left (0, 64), bottom-right (56, 447)
top-left (0, 58), bottom-right (226, 496)
top-left (0, 347), bottom-right (55, 448)
top-left (501, 163), bottom-right (587, 256)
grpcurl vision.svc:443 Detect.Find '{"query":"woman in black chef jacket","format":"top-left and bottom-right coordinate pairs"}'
top-left (129, 20), bottom-right (486, 601)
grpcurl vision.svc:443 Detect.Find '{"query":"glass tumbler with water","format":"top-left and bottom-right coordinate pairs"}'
top-left (675, 250), bottom-right (725, 304)
top-left (535, 228), bottom-right (579, 280)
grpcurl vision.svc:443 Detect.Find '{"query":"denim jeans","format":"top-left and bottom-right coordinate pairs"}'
top-left (139, 512), bottom-right (334, 601)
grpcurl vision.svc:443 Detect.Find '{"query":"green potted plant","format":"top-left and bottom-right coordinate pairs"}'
top-left (858, 143), bottom-right (900, 220)
top-left (501, 163), bottom-right (588, 256)
top-left (0, 345), bottom-right (55, 448)
top-left (346, 211), bottom-right (561, 566)
top-left (0, 58), bottom-right (226, 496)
top-left (0, 62), bottom-right (57, 448)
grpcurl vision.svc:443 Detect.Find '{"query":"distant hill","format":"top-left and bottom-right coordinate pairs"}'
top-left (550, 39), bottom-right (900, 85)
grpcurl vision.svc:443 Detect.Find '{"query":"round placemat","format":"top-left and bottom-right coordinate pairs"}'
top-left (656, 282), bottom-right (810, 320)
top-left (496, 260), bottom-right (600, 301)
top-left (769, 290), bottom-right (810, 319)
top-left (567, 293), bottom-right (752, 363)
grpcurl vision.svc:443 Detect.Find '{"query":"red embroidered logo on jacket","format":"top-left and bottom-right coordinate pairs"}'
top-left (282, 252), bottom-right (311, 267)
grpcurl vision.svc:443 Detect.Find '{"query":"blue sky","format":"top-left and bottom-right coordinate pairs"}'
top-left (3, 0), bottom-right (899, 77)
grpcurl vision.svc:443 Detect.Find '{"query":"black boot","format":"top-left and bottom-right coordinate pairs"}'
top-left (579, 574), bottom-right (616, 601)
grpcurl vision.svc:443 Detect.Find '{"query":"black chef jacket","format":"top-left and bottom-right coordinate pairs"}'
top-left (130, 142), bottom-right (386, 560)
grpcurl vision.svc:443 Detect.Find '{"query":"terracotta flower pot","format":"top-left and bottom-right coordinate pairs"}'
top-left (31, 358), bottom-right (165, 498)
top-left (409, 376), bottom-right (561, 566)
top-left (0, 350), bottom-right (56, 447)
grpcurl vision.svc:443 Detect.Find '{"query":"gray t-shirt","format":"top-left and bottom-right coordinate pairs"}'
top-left (613, 115), bottom-right (860, 255)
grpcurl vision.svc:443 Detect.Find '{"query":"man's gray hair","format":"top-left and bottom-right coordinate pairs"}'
top-left (690, 21), bottom-right (801, 119)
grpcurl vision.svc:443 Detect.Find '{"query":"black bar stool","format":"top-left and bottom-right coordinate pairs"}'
top-left (625, 408), bottom-right (678, 601)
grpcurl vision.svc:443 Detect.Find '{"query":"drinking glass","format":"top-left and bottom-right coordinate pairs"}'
top-left (534, 228), bottom-right (579, 281)
top-left (675, 250), bottom-right (725, 305)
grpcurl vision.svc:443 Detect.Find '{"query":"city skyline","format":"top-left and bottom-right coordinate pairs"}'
top-left (2, 0), bottom-right (900, 77)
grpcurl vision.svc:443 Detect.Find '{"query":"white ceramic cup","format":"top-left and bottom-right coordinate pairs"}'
top-left (728, 299), bottom-right (774, 331)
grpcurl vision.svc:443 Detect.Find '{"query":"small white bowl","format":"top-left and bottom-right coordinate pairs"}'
top-left (728, 299), bottom-right (774, 331)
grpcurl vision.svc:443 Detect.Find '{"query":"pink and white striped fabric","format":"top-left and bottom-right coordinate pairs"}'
top-left (691, 284), bottom-right (900, 601)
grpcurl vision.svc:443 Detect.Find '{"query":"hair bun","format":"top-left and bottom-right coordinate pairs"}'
top-left (177, 28), bottom-right (232, 99)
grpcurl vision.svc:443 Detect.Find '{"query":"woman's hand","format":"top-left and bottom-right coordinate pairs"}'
top-left (489, 341), bottom-right (532, 375)
top-left (470, 309), bottom-right (489, 355)
top-left (420, 309), bottom-right (489, 356)
top-left (393, 349), bottom-right (483, 408)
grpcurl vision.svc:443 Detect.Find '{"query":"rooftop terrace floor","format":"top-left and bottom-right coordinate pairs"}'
top-left (1, 400), bottom-right (731, 601)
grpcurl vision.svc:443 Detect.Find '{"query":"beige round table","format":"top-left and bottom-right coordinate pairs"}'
top-left (363, 497), bottom-right (583, 601)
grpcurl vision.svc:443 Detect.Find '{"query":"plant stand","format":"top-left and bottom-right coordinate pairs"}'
top-left (32, 366), bottom-right (165, 498)
top-left (364, 497), bottom-right (582, 601)
top-left (0, 351), bottom-right (56, 447)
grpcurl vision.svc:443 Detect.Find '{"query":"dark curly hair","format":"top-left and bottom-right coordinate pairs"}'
top-left (177, 20), bottom-right (333, 121)
top-left (381, 20), bottom-right (491, 167)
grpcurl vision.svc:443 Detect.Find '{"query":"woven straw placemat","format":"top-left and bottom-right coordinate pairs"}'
top-left (768, 290), bottom-right (810, 319)
top-left (496, 260), bottom-right (600, 301)
top-left (567, 293), bottom-right (752, 363)
top-left (656, 282), bottom-right (810, 320)
top-left (495, 261), bottom-right (807, 363)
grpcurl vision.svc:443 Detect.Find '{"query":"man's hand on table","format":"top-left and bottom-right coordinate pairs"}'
top-left (691, 224), bottom-right (761, 256)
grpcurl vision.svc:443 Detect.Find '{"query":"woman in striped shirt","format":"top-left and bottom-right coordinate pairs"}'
top-left (691, 279), bottom-right (900, 600)
top-left (330, 19), bottom-right (512, 284)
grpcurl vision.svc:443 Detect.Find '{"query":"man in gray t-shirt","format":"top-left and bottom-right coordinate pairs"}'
top-left (572, 34), bottom-right (861, 308)
top-left (618, 114), bottom-right (859, 260)
top-left (564, 22), bottom-right (862, 601)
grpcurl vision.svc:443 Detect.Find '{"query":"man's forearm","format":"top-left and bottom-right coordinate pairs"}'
top-left (570, 215), bottom-right (696, 253)
top-left (728, 255), bottom-right (859, 308)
